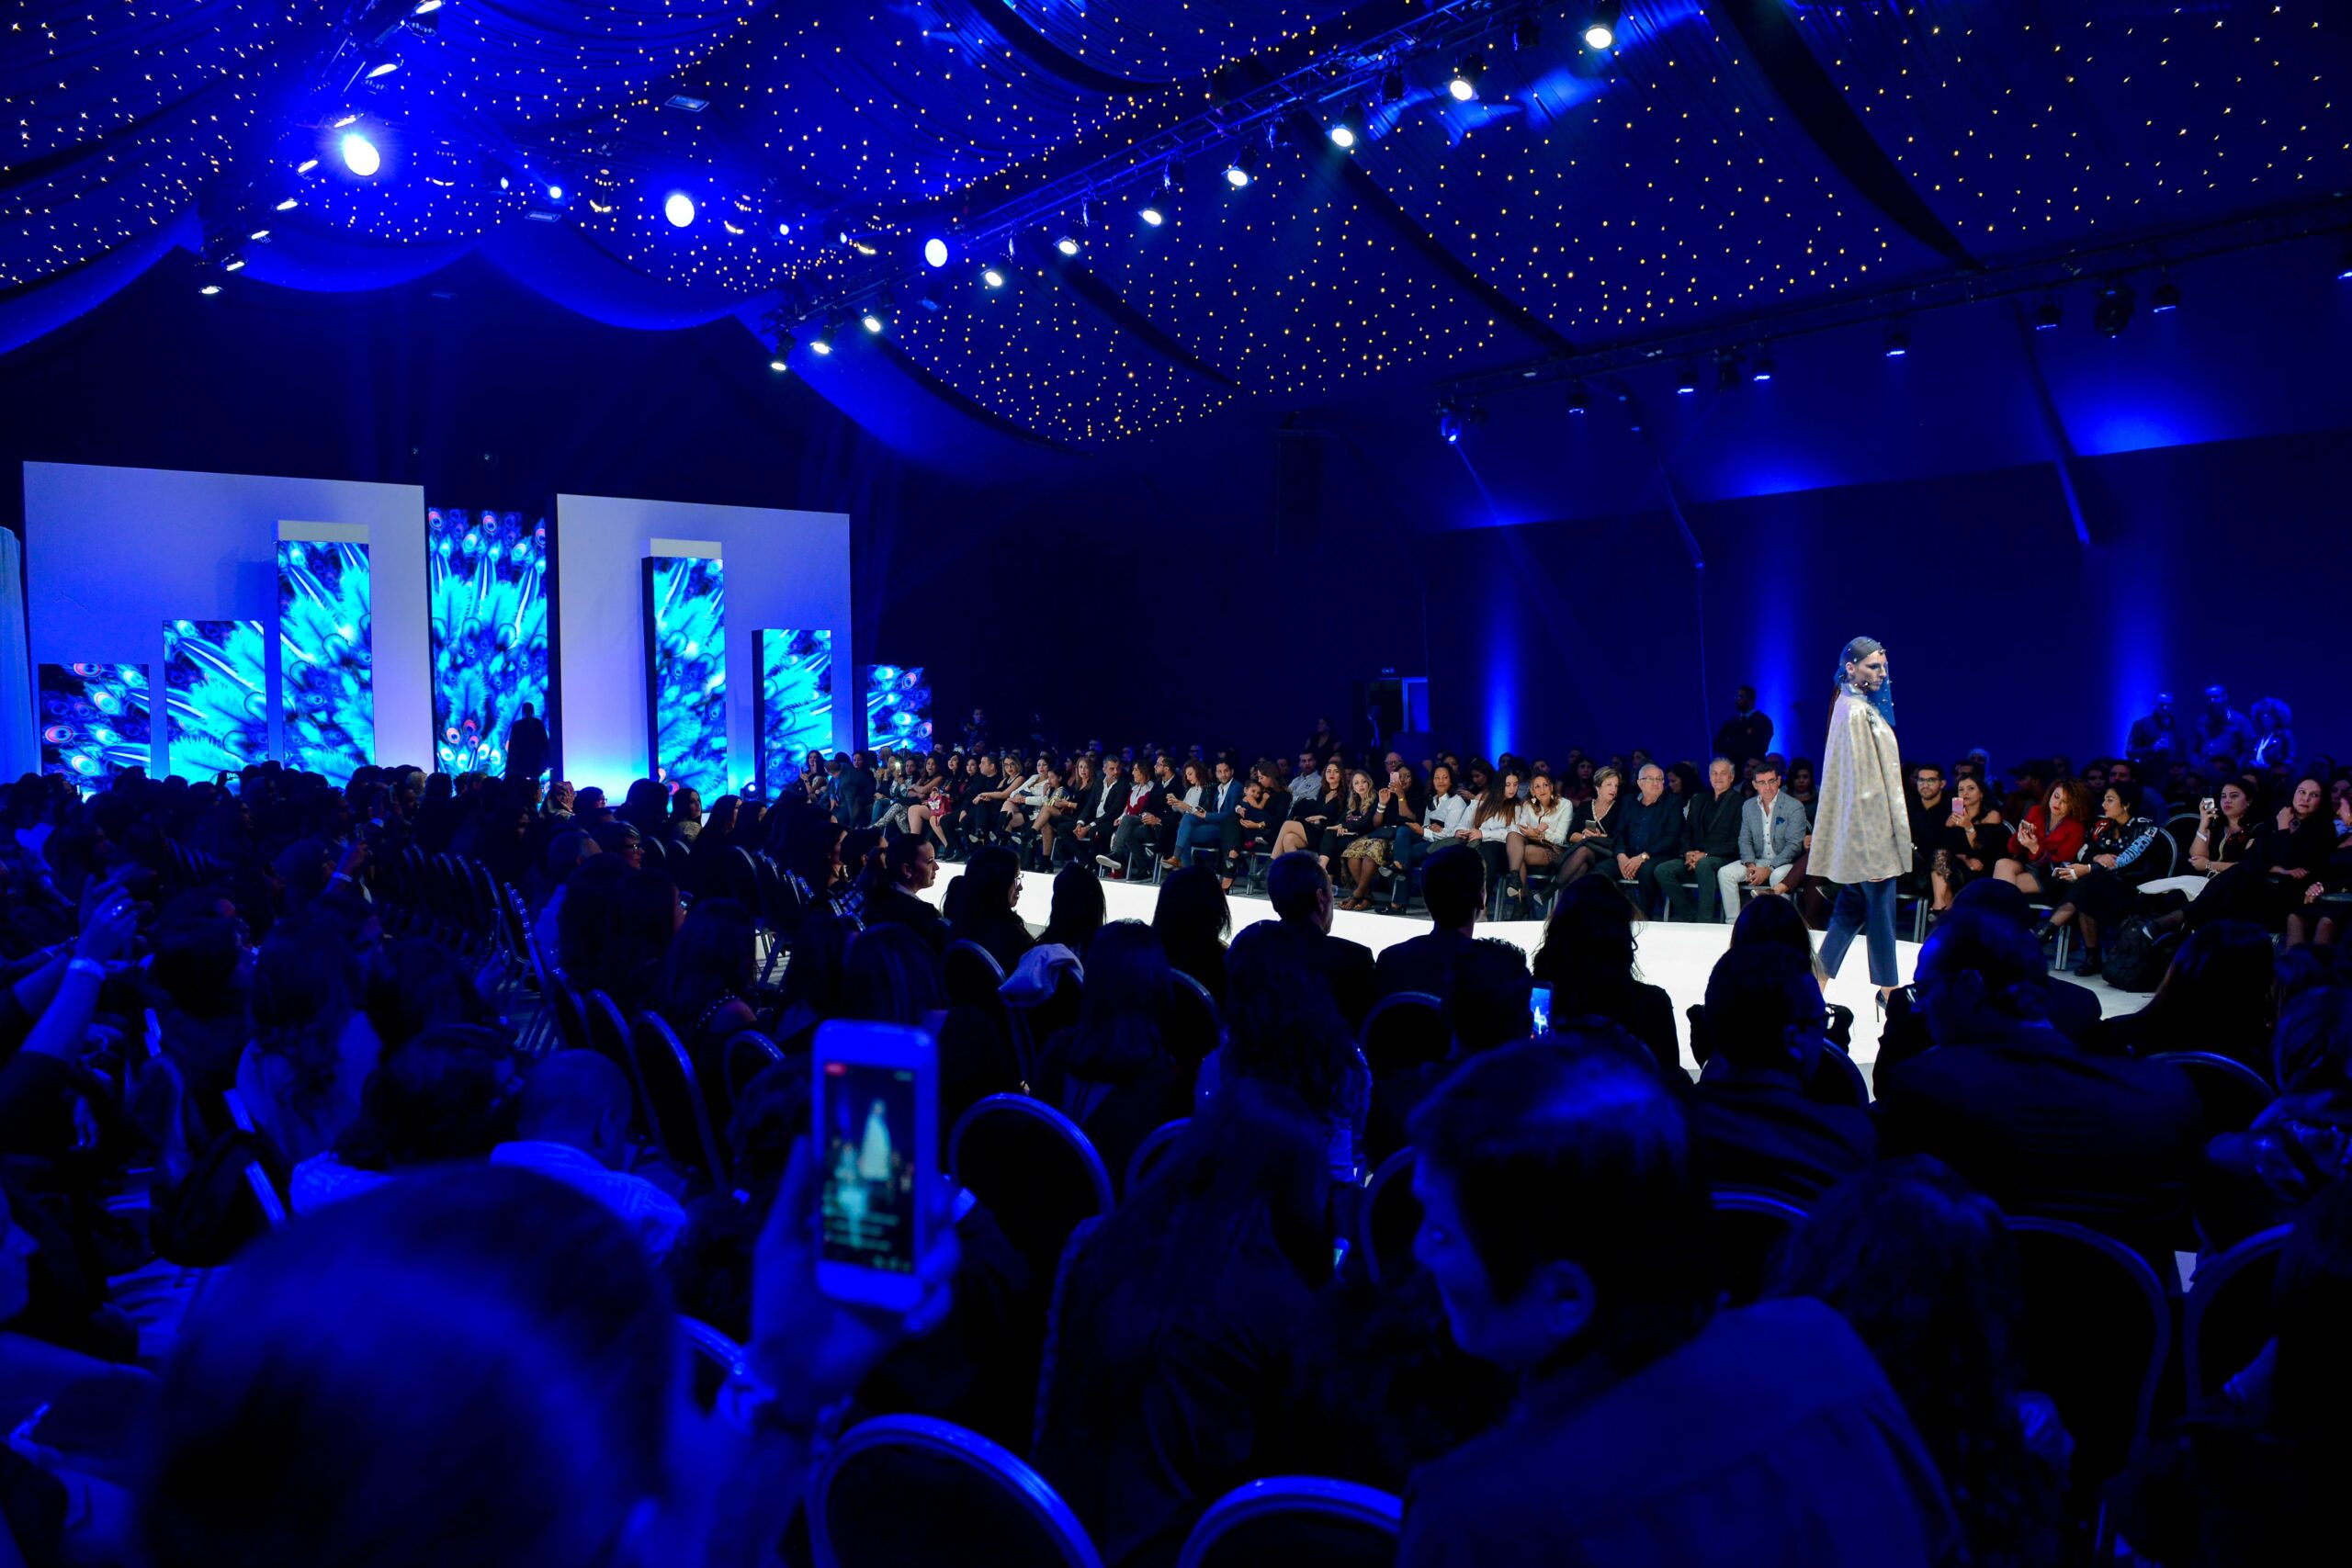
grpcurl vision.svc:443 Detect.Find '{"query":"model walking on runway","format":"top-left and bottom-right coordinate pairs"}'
top-left (1814, 636), bottom-right (1911, 1004)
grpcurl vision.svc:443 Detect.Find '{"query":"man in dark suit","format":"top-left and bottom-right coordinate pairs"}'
top-left (1712, 685), bottom-right (1774, 771)
top-left (861, 834), bottom-right (945, 947)
top-left (1375, 844), bottom-right (1484, 1005)
top-left (1875, 908), bottom-right (2204, 1262)
top-left (1689, 946), bottom-right (1875, 1201)
top-left (1060, 754), bottom-right (1125, 866)
top-left (831, 750), bottom-right (875, 829)
top-left (1399, 1045), bottom-right (1952, 1566)
top-left (1171, 757), bottom-right (1246, 868)
top-left (504, 702), bottom-right (549, 784)
top-left (1264, 852), bottom-right (1376, 1026)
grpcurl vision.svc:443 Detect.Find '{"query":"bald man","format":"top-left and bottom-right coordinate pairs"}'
top-left (492, 1051), bottom-right (686, 1260)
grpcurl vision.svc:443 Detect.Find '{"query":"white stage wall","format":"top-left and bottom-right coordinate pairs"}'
top-left (553, 494), bottom-right (852, 795)
top-left (21, 463), bottom-right (431, 772)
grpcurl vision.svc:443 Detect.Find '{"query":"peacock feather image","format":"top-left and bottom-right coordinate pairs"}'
top-left (864, 664), bottom-right (934, 750)
top-left (164, 620), bottom-right (269, 777)
top-left (277, 540), bottom-right (376, 782)
top-left (759, 627), bottom-right (833, 794)
top-left (38, 662), bottom-right (153, 788)
top-left (646, 557), bottom-right (728, 797)
top-left (428, 508), bottom-right (551, 777)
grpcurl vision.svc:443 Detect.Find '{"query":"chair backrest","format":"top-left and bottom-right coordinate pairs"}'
top-left (943, 940), bottom-right (1007, 1008)
top-left (1124, 1117), bottom-right (1191, 1195)
top-left (2147, 1051), bottom-right (2277, 1137)
top-left (638, 835), bottom-right (669, 871)
top-left (1165, 971), bottom-right (1223, 1072)
top-left (809, 1414), bottom-right (1104, 1568)
top-left (548, 982), bottom-right (592, 1056)
top-left (723, 1029), bottom-right (786, 1104)
top-left (2183, 1224), bottom-right (2290, 1403)
top-left (628, 1012), bottom-right (729, 1193)
top-left (2007, 1215), bottom-right (2170, 1488)
top-left (1356, 1147), bottom-right (1422, 1288)
top-left (2139, 829), bottom-right (2178, 881)
top-left (1175, 1477), bottom-right (1403, 1568)
top-left (1710, 1189), bottom-right (1810, 1307)
top-left (1360, 991), bottom-right (1446, 1077)
top-left (582, 990), bottom-right (652, 1135)
top-left (677, 1315), bottom-right (746, 1414)
top-left (950, 1094), bottom-right (1114, 1282)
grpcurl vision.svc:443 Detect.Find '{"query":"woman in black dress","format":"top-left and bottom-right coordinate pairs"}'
top-left (2031, 783), bottom-right (2163, 976)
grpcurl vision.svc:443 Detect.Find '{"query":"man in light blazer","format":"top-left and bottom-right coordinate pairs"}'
top-left (1718, 758), bottom-right (1810, 919)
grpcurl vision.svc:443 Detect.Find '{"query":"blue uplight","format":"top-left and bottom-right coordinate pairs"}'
top-left (663, 191), bottom-right (696, 228)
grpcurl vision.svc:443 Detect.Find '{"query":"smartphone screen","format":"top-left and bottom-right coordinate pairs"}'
top-left (1531, 982), bottom-right (1554, 1035)
top-left (819, 1059), bottom-right (920, 1277)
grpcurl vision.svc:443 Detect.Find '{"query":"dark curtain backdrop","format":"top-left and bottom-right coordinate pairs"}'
top-left (6, 254), bottom-right (2348, 778)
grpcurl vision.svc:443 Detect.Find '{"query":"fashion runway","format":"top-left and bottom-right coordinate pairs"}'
top-left (919, 862), bottom-right (2151, 1074)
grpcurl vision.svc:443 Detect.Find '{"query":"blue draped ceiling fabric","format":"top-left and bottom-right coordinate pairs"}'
top-left (6, 2), bottom-right (2350, 447)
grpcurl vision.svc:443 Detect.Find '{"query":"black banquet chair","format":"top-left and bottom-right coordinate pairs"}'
top-left (944, 939), bottom-right (1008, 1009)
top-left (2007, 1215), bottom-right (2170, 1510)
top-left (2147, 1051), bottom-right (2277, 1138)
top-left (722, 1028), bottom-right (786, 1109)
top-left (2183, 1223), bottom-right (2291, 1403)
top-left (1359, 991), bottom-right (1445, 1078)
top-left (1165, 971), bottom-right (1224, 1075)
top-left (1123, 1117), bottom-right (1191, 1196)
top-left (950, 1094), bottom-right (1114, 1285)
top-left (627, 1011), bottom-right (729, 1194)
top-left (1355, 1147), bottom-right (1422, 1288)
top-left (1710, 1189), bottom-right (1809, 1307)
top-left (809, 1414), bottom-right (1104, 1568)
top-left (1174, 1476), bottom-right (1403, 1568)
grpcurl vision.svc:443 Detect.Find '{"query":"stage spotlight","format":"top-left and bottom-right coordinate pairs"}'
top-left (1437, 402), bottom-right (1464, 445)
top-left (405, 6), bottom-right (437, 37)
top-left (1226, 144), bottom-right (1261, 187)
top-left (1380, 65), bottom-right (1406, 104)
top-left (220, 252), bottom-right (246, 273)
top-left (1750, 350), bottom-right (1775, 383)
top-left (1447, 53), bottom-right (1486, 102)
top-left (1583, 4), bottom-right (1623, 51)
top-left (296, 157), bottom-right (320, 175)
top-left (1055, 231), bottom-right (1080, 257)
top-left (1329, 102), bottom-right (1366, 150)
top-left (980, 259), bottom-right (1007, 288)
top-left (1675, 362), bottom-right (1697, 396)
top-left (339, 131), bottom-right (380, 177)
top-left (2093, 278), bottom-right (2135, 337)
top-left (247, 224), bottom-right (271, 241)
top-left (1883, 324), bottom-right (1909, 358)
top-left (768, 333), bottom-right (794, 372)
top-left (1566, 381), bottom-right (1590, 415)
top-left (807, 324), bottom-right (833, 355)
top-left (275, 194), bottom-right (300, 211)
top-left (2151, 277), bottom-right (2181, 313)
top-left (1140, 186), bottom-right (1169, 226)
top-left (413, 0), bottom-right (442, 10)
top-left (2337, 243), bottom-right (2352, 281)
top-left (365, 55), bottom-right (400, 81)
top-left (922, 237), bottom-right (949, 268)
top-left (663, 190), bottom-right (696, 228)
top-left (199, 282), bottom-right (222, 296)
top-left (544, 183), bottom-right (565, 203)
top-left (860, 306), bottom-right (888, 334)
top-left (2032, 294), bottom-right (2063, 331)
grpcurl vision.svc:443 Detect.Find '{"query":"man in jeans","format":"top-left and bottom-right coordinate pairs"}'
top-left (1643, 757), bottom-right (1741, 921)
top-left (1721, 759), bottom-right (1810, 918)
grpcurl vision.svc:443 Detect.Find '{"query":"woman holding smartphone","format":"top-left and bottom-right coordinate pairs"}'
top-left (2030, 783), bottom-right (2163, 976)
top-left (1994, 777), bottom-right (2093, 899)
top-left (1927, 773), bottom-right (2007, 912)
top-left (1555, 765), bottom-right (1624, 887)
top-left (1340, 763), bottom-right (1419, 910)
top-left (1159, 759), bottom-right (1214, 872)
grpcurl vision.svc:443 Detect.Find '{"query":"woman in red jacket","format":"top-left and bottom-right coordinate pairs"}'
top-left (1993, 776), bottom-right (2094, 900)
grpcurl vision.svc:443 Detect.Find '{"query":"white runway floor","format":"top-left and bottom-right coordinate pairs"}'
top-left (921, 860), bottom-right (2147, 1074)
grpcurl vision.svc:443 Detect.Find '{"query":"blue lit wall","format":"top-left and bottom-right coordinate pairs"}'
top-left (277, 540), bottom-right (375, 781)
top-left (864, 664), bottom-right (933, 750)
top-left (163, 619), bottom-right (269, 777)
top-left (37, 662), bottom-right (152, 789)
top-left (644, 556), bottom-right (727, 795)
top-left (759, 628), bottom-right (833, 795)
top-left (428, 508), bottom-right (551, 777)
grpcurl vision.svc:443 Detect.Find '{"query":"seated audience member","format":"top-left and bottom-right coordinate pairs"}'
top-left (534, 829), bottom-right (599, 961)
top-left (667, 787), bottom-right (703, 846)
top-left (1501, 770), bottom-right (1571, 908)
top-left (291, 1022), bottom-right (520, 1213)
top-left (1264, 852), bottom-right (1378, 1026)
top-left (1222, 776), bottom-right (1283, 892)
top-left (1532, 877), bottom-right (1679, 1077)
top-left (1555, 765), bottom-right (1623, 888)
top-left (1035, 1080), bottom-right (1334, 1564)
top-left (862, 833), bottom-right (945, 946)
top-left (1170, 759), bottom-right (1243, 874)
top-left (771, 912), bottom-right (854, 1055)
top-left (1153, 865), bottom-right (1233, 1003)
top-left (2178, 773), bottom-right (2335, 937)
top-left (1612, 764), bottom-right (1681, 914)
top-left (1905, 762), bottom-right (1949, 891)
top-left (1375, 844), bottom-right (1484, 1004)
top-left (1992, 777), bottom-right (2093, 902)
top-left (947, 846), bottom-right (1032, 978)
top-left (1398, 1045), bottom-right (1954, 1566)
top-left (1367, 938), bottom-right (1532, 1164)
top-left (2030, 783), bottom-right (2164, 976)
top-left (658, 897), bottom-right (762, 1068)
top-left (2179, 776), bottom-right (2261, 882)
top-left (1034, 920), bottom-right (1188, 1193)
top-left (1390, 762), bottom-right (1472, 910)
top-left (2118, 1179), bottom-right (2352, 1566)
top-left (1338, 763), bottom-right (1419, 912)
top-left (1927, 773), bottom-right (2007, 912)
top-left (145, 896), bottom-right (254, 1094)
top-left (492, 1049), bottom-right (688, 1260)
top-left (138, 1158), bottom-right (954, 1567)
top-left (603, 868), bottom-right (683, 1016)
top-left (1463, 770), bottom-right (1521, 911)
top-left (2094, 919), bottom-right (2277, 1069)
top-left (1874, 909), bottom-right (2204, 1260)
top-left (1199, 921), bottom-right (1374, 1180)
top-left (2196, 987), bottom-right (2352, 1248)
top-left (1720, 759), bottom-right (1808, 919)
top-left (587, 819), bottom-right (644, 872)
top-left (1270, 758), bottom-right (1347, 864)
top-left (1873, 878), bottom-right (2101, 1074)
top-left (1646, 756), bottom-right (1743, 923)
top-left (1690, 946), bottom-right (1875, 1201)
top-left (1103, 757), bottom-right (1170, 877)
top-left (1063, 754), bottom-right (1125, 868)
top-left (1768, 1160), bottom-right (2067, 1568)
top-left (237, 923), bottom-right (384, 1166)
top-left (1036, 862), bottom-right (1107, 956)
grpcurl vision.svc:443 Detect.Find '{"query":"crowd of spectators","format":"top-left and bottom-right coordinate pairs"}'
top-left (0, 672), bottom-right (2340, 1564)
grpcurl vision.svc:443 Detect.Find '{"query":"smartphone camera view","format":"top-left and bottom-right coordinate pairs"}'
top-left (1531, 982), bottom-right (1554, 1036)
top-left (820, 1061), bottom-right (919, 1276)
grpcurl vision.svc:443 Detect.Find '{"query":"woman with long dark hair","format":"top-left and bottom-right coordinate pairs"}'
top-left (2031, 783), bottom-right (2163, 977)
top-left (1153, 865), bottom-right (1233, 1003)
top-left (1035, 920), bottom-right (1187, 1191)
top-left (659, 897), bottom-right (762, 1067)
top-left (1532, 875), bottom-right (1679, 1076)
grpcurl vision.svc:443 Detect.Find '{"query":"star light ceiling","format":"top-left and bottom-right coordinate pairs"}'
top-left (7, 2), bottom-right (2352, 446)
